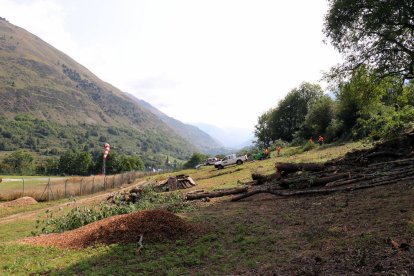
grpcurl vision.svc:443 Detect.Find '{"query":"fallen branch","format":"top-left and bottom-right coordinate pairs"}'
top-left (135, 234), bottom-right (144, 255)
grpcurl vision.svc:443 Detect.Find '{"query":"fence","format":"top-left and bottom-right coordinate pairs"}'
top-left (0, 171), bottom-right (152, 202)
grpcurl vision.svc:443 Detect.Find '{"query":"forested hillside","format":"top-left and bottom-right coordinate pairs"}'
top-left (125, 93), bottom-right (224, 154)
top-left (0, 18), bottom-right (196, 169)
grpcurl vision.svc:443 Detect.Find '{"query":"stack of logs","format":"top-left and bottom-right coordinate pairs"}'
top-left (157, 175), bottom-right (197, 192)
top-left (186, 131), bottom-right (414, 201)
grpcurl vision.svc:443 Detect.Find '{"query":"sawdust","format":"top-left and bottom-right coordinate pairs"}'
top-left (22, 210), bottom-right (196, 249)
top-left (0, 197), bottom-right (38, 208)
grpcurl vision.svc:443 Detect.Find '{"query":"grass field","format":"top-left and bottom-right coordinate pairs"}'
top-left (0, 172), bottom-right (141, 202)
top-left (0, 142), bottom-right (413, 275)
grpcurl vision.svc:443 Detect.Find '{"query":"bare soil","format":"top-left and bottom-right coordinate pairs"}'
top-left (195, 181), bottom-right (414, 275)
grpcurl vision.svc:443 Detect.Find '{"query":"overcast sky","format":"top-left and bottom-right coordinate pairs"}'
top-left (0, 0), bottom-right (342, 132)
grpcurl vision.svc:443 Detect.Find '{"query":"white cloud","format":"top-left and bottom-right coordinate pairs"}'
top-left (0, 0), bottom-right (342, 131)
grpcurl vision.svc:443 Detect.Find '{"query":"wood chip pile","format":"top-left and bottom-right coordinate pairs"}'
top-left (22, 210), bottom-right (195, 249)
top-left (0, 197), bottom-right (38, 207)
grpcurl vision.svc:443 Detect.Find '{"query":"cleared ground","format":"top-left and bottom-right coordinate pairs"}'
top-left (0, 142), bottom-right (413, 275)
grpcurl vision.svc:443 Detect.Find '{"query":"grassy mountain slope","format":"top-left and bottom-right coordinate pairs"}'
top-left (0, 18), bottom-right (195, 165)
top-left (124, 93), bottom-right (223, 153)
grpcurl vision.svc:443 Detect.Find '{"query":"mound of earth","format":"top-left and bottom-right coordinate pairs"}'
top-left (22, 210), bottom-right (195, 249)
top-left (0, 197), bottom-right (38, 208)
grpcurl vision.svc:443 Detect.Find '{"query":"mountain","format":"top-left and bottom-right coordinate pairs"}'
top-left (194, 123), bottom-right (254, 149)
top-left (124, 93), bottom-right (223, 153)
top-left (0, 18), bottom-right (195, 166)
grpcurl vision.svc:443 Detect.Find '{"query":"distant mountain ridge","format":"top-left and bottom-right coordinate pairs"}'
top-left (124, 93), bottom-right (224, 153)
top-left (195, 123), bottom-right (254, 149)
top-left (0, 18), bottom-right (196, 165)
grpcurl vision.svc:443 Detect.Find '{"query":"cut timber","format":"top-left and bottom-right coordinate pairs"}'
top-left (276, 163), bottom-right (325, 174)
top-left (364, 151), bottom-right (403, 159)
top-left (231, 175), bottom-right (414, 201)
top-left (251, 172), bottom-right (281, 185)
top-left (279, 173), bottom-right (351, 188)
top-left (156, 175), bottom-right (197, 191)
top-left (186, 187), bottom-right (248, 200)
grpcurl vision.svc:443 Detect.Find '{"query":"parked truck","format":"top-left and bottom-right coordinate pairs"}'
top-left (214, 154), bottom-right (248, 169)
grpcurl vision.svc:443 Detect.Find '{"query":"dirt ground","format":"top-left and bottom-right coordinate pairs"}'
top-left (192, 181), bottom-right (414, 275)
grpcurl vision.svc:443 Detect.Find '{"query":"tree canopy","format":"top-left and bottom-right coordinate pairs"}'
top-left (324, 0), bottom-right (414, 81)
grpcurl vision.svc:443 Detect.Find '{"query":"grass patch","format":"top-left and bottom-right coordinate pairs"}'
top-left (0, 199), bottom-right (68, 219)
top-left (0, 220), bottom-right (37, 242)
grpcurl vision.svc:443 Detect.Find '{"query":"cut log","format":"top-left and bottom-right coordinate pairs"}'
top-left (364, 151), bottom-right (403, 159)
top-left (186, 187), bottom-right (248, 200)
top-left (278, 173), bottom-right (351, 188)
top-left (232, 175), bottom-right (414, 201)
top-left (251, 172), bottom-right (281, 185)
top-left (276, 163), bottom-right (325, 174)
top-left (186, 189), bottom-right (204, 194)
top-left (368, 157), bottom-right (414, 167)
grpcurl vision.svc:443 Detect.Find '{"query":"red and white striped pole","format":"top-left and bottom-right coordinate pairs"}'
top-left (102, 143), bottom-right (110, 175)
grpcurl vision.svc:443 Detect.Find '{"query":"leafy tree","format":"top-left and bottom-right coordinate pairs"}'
top-left (354, 104), bottom-right (414, 140)
top-left (254, 109), bottom-right (274, 148)
top-left (303, 95), bottom-right (337, 137)
top-left (183, 153), bottom-right (207, 169)
top-left (324, 0), bottom-right (414, 81)
top-left (76, 152), bottom-right (93, 176)
top-left (269, 82), bottom-right (323, 141)
top-left (59, 150), bottom-right (92, 175)
top-left (335, 67), bottom-right (402, 134)
top-left (1, 150), bottom-right (35, 175)
top-left (36, 158), bottom-right (60, 175)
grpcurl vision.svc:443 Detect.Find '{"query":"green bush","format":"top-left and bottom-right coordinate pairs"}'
top-left (302, 140), bottom-right (318, 152)
top-left (354, 105), bottom-right (414, 140)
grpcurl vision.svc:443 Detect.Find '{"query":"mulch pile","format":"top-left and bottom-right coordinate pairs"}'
top-left (22, 210), bottom-right (195, 249)
top-left (0, 197), bottom-right (38, 208)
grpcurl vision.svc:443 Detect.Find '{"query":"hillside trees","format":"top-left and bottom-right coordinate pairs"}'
top-left (59, 150), bottom-right (93, 176)
top-left (0, 150), bottom-right (35, 175)
top-left (254, 74), bottom-right (414, 146)
top-left (94, 151), bottom-right (145, 174)
top-left (254, 83), bottom-right (323, 145)
top-left (324, 0), bottom-right (414, 81)
top-left (183, 153), bottom-right (208, 169)
top-left (254, 109), bottom-right (274, 148)
top-left (303, 95), bottom-right (337, 139)
top-left (271, 83), bottom-right (323, 141)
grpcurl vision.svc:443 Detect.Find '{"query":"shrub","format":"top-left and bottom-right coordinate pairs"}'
top-left (302, 140), bottom-right (318, 152)
top-left (354, 105), bottom-right (414, 140)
